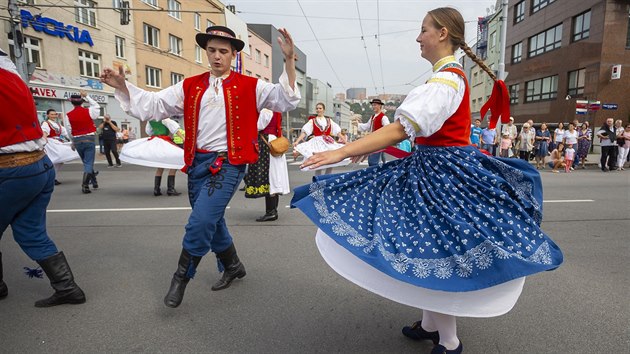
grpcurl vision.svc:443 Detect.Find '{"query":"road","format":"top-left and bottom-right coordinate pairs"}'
top-left (1, 158), bottom-right (628, 353)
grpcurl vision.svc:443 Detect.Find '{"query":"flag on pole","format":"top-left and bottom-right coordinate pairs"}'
top-left (235, 52), bottom-right (242, 74)
top-left (575, 100), bottom-right (588, 115)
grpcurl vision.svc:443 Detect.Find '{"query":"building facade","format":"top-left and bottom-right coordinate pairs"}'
top-left (242, 28), bottom-right (271, 82)
top-left (346, 87), bottom-right (367, 100)
top-left (506, 0), bottom-right (630, 127)
top-left (308, 77), bottom-right (334, 117)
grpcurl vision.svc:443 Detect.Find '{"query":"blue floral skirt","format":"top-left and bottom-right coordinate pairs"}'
top-left (291, 145), bottom-right (563, 293)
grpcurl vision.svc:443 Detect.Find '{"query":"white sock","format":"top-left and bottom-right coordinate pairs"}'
top-left (421, 310), bottom-right (437, 332)
top-left (425, 310), bottom-right (459, 350)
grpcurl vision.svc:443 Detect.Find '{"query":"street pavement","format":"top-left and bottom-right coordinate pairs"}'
top-left (1, 156), bottom-right (629, 353)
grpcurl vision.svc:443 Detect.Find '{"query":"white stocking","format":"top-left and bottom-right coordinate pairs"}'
top-left (423, 310), bottom-right (459, 350)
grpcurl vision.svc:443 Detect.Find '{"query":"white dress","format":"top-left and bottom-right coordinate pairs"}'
top-left (119, 118), bottom-right (184, 170)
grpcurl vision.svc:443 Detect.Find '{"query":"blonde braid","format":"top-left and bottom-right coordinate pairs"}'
top-left (460, 42), bottom-right (497, 82)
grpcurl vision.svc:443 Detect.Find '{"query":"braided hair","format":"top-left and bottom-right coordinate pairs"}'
top-left (428, 7), bottom-right (497, 82)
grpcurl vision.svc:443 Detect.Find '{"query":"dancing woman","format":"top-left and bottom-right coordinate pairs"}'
top-left (292, 7), bottom-right (563, 354)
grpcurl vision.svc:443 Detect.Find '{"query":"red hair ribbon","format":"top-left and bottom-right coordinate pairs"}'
top-left (479, 80), bottom-right (511, 130)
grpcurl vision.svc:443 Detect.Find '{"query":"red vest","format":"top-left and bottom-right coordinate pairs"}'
top-left (371, 112), bottom-right (385, 132)
top-left (182, 71), bottom-right (259, 169)
top-left (261, 112), bottom-right (282, 136)
top-left (0, 68), bottom-right (43, 148)
top-left (312, 117), bottom-right (332, 136)
top-left (45, 121), bottom-right (60, 138)
top-left (67, 107), bottom-right (96, 136)
top-left (415, 67), bottom-right (471, 147)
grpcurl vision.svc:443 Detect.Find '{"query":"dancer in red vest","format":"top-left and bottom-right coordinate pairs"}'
top-left (0, 47), bottom-right (86, 307)
top-left (292, 102), bottom-right (342, 175)
top-left (65, 90), bottom-right (100, 193)
top-left (100, 26), bottom-right (300, 308)
top-left (354, 98), bottom-right (390, 166)
top-left (41, 108), bottom-right (79, 185)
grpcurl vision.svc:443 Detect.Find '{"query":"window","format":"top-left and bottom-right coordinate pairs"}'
top-left (115, 36), bottom-right (125, 58)
top-left (528, 23), bottom-right (562, 57)
top-left (509, 84), bottom-right (519, 104)
top-left (143, 24), bottom-right (160, 47)
top-left (167, 0), bottom-right (181, 20)
top-left (568, 68), bottom-right (585, 96)
top-left (171, 72), bottom-right (184, 85)
top-left (142, 0), bottom-right (158, 6)
top-left (490, 32), bottom-right (496, 49)
top-left (264, 54), bottom-right (269, 67)
top-left (145, 66), bottom-right (162, 87)
top-left (9, 35), bottom-right (42, 68)
top-left (168, 35), bottom-right (182, 56)
top-left (572, 10), bottom-right (591, 42)
top-left (207, 20), bottom-right (214, 29)
top-left (511, 42), bottom-right (522, 64)
top-left (78, 49), bottom-right (100, 78)
top-left (255, 49), bottom-right (261, 63)
top-left (627, 7), bottom-right (630, 48)
top-left (473, 71), bottom-right (479, 86)
top-left (194, 13), bottom-right (201, 31)
top-left (75, 0), bottom-right (97, 27)
top-left (245, 70), bottom-right (252, 76)
top-left (532, 0), bottom-right (556, 14)
top-left (264, 77), bottom-right (269, 82)
top-left (514, 1), bottom-right (525, 23)
top-left (195, 45), bottom-right (202, 63)
top-left (525, 75), bottom-right (558, 102)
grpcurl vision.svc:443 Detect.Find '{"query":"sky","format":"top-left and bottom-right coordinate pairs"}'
top-left (228, 0), bottom-right (498, 96)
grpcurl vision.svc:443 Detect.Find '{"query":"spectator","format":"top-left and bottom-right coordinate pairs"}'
top-left (97, 114), bottom-right (121, 168)
top-left (338, 129), bottom-right (349, 144)
top-left (576, 122), bottom-right (592, 169)
top-left (552, 122), bottom-right (565, 151)
top-left (480, 125), bottom-right (497, 155)
top-left (470, 118), bottom-right (482, 147)
top-left (501, 116), bottom-right (518, 156)
top-left (548, 142), bottom-right (565, 173)
top-left (534, 123), bottom-right (551, 169)
top-left (499, 132), bottom-right (512, 158)
top-left (597, 118), bottom-right (617, 172)
top-left (517, 123), bottom-right (534, 160)
top-left (564, 144), bottom-right (575, 173)
top-left (617, 123), bottom-right (630, 170)
top-left (614, 119), bottom-right (625, 169)
top-left (562, 122), bottom-right (578, 171)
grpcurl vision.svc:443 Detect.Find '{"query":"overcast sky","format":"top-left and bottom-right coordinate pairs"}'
top-left (228, 0), bottom-right (498, 96)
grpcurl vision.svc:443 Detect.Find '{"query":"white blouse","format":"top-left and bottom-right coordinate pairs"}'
top-left (301, 116), bottom-right (341, 136)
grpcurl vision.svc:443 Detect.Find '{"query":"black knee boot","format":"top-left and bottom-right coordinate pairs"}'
top-left (166, 175), bottom-right (181, 196)
top-left (35, 252), bottom-right (86, 307)
top-left (256, 195), bottom-right (279, 222)
top-left (90, 171), bottom-right (99, 189)
top-left (164, 249), bottom-right (202, 308)
top-left (154, 176), bottom-right (162, 196)
top-left (82, 173), bottom-right (91, 194)
top-left (211, 243), bottom-right (246, 291)
top-left (0, 252), bottom-right (8, 299)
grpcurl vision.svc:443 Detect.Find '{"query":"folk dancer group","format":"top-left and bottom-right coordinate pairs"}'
top-left (2, 9), bottom-right (564, 353)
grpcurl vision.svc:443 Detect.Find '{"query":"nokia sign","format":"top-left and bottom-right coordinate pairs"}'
top-left (20, 10), bottom-right (94, 47)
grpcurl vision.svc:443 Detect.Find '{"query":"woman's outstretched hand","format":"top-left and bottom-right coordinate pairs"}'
top-left (301, 149), bottom-right (347, 170)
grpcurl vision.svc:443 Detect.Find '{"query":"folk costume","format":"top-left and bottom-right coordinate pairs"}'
top-left (298, 116), bottom-right (342, 175)
top-left (41, 118), bottom-right (79, 184)
top-left (357, 99), bottom-right (391, 166)
top-left (0, 50), bottom-right (85, 307)
top-left (113, 25), bottom-right (300, 307)
top-left (64, 93), bottom-right (100, 193)
top-left (244, 109), bottom-right (291, 222)
top-left (292, 56), bottom-right (563, 318)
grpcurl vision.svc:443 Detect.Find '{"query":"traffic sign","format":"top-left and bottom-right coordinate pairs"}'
top-left (602, 103), bottom-right (618, 110)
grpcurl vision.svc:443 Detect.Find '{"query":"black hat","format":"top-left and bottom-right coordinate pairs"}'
top-left (195, 26), bottom-right (245, 52)
top-left (69, 94), bottom-right (85, 104)
top-left (370, 98), bottom-right (384, 105)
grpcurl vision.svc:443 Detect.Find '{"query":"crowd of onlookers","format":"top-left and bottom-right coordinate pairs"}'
top-left (470, 117), bottom-right (630, 173)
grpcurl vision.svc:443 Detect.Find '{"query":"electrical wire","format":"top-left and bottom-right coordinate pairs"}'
top-left (355, 0), bottom-right (377, 94)
top-left (376, 0), bottom-right (385, 93)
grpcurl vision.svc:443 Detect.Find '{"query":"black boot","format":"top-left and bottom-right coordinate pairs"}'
top-left (164, 249), bottom-right (202, 308)
top-left (34, 252), bottom-right (86, 307)
top-left (90, 171), bottom-right (99, 189)
top-left (256, 195), bottom-right (278, 222)
top-left (82, 173), bottom-right (91, 194)
top-left (0, 252), bottom-right (8, 299)
top-left (166, 175), bottom-right (181, 196)
top-left (211, 244), bottom-right (246, 291)
top-left (154, 176), bottom-right (162, 196)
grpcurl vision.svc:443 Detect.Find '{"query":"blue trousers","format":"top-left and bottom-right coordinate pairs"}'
top-left (367, 152), bottom-right (385, 167)
top-left (0, 155), bottom-right (58, 261)
top-left (182, 152), bottom-right (246, 257)
top-left (73, 135), bottom-right (96, 174)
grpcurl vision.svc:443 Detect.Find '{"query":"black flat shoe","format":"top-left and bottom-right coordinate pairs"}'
top-left (431, 341), bottom-right (463, 354)
top-left (255, 212), bottom-right (278, 222)
top-left (401, 321), bottom-right (439, 344)
top-left (54, 180), bottom-right (61, 185)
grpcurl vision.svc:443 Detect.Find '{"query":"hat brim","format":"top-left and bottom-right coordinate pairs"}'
top-left (195, 33), bottom-right (244, 52)
top-left (0, 48), bottom-right (7, 56)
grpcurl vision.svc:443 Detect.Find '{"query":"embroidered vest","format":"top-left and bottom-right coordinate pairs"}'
top-left (182, 71), bottom-right (259, 169)
top-left (415, 67), bottom-right (471, 147)
top-left (46, 121), bottom-right (61, 138)
top-left (261, 112), bottom-right (282, 136)
top-left (67, 106), bottom-right (96, 136)
top-left (371, 112), bottom-right (385, 132)
top-left (312, 117), bottom-right (332, 136)
top-left (0, 68), bottom-right (43, 147)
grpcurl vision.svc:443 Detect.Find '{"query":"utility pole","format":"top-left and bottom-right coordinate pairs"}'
top-left (8, 0), bottom-right (29, 82)
top-left (495, 0), bottom-right (509, 156)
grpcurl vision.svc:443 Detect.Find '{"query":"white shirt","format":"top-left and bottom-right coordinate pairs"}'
top-left (395, 56), bottom-right (465, 140)
top-left (301, 116), bottom-right (341, 137)
top-left (563, 130), bottom-right (578, 145)
top-left (145, 117), bottom-right (180, 136)
top-left (63, 95), bottom-right (101, 138)
top-left (41, 119), bottom-right (68, 138)
top-left (357, 113), bottom-right (390, 132)
top-left (115, 70), bottom-right (300, 152)
top-left (554, 128), bottom-right (565, 142)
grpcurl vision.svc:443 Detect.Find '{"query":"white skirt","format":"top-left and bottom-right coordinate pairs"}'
top-left (316, 229), bottom-right (525, 318)
top-left (268, 134), bottom-right (290, 195)
top-left (44, 138), bottom-right (80, 164)
top-left (120, 137), bottom-right (184, 169)
top-left (295, 136), bottom-right (351, 171)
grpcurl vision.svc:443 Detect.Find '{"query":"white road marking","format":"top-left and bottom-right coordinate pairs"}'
top-left (543, 200), bottom-right (594, 203)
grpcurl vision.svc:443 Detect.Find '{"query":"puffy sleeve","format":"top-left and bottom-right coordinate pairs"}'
top-left (255, 69), bottom-right (301, 113)
top-left (257, 109), bottom-right (273, 131)
top-left (357, 120), bottom-right (371, 132)
top-left (301, 120), bottom-right (314, 136)
top-left (115, 81), bottom-right (185, 122)
top-left (330, 121), bottom-right (341, 136)
top-left (381, 115), bottom-right (390, 126)
top-left (161, 118), bottom-right (180, 135)
top-left (395, 71), bottom-right (465, 140)
top-left (41, 122), bottom-right (50, 135)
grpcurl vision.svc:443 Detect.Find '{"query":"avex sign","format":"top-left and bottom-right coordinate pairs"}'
top-left (20, 10), bottom-right (94, 47)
